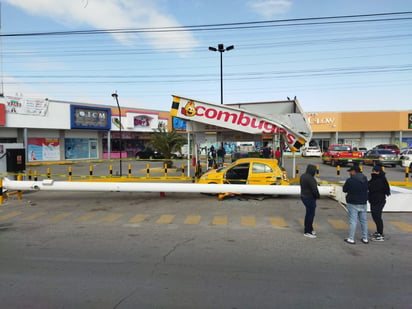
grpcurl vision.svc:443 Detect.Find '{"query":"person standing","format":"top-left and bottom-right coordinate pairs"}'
top-left (208, 146), bottom-right (217, 169)
top-left (217, 145), bottom-right (226, 167)
top-left (262, 142), bottom-right (272, 158)
top-left (275, 147), bottom-right (281, 165)
top-left (300, 164), bottom-right (320, 238)
top-left (343, 165), bottom-right (369, 244)
top-left (368, 165), bottom-right (391, 241)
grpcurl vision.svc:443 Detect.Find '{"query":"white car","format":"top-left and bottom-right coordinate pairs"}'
top-left (400, 149), bottom-right (412, 168)
top-left (301, 146), bottom-right (322, 157)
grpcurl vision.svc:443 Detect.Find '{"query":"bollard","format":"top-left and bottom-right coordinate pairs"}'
top-left (68, 166), bottom-right (73, 181)
top-left (128, 164), bottom-right (132, 178)
top-left (181, 163), bottom-right (185, 178)
top-left (406, 167), bottom-right (409, 183)
top-left (337, 165), bottom-right (340, 177)
top-left (160, 192), bottom-right (166, 197)
top-left (89, 165), bottom-right (93, 180)
top-left (28, 169), bottom-right (32, 181)
top-left (295, 164), bottom-right (299, 179)
top-left (34, 170), bottom-right (38, 182)
top-left (316, 164), bottom-right (320, 177)
top-left (146, 163), bottom-right (150, 178)
top-left (17, 174), bottom-right (22, 200)
top-left (164, 163), bottom-right (168, 177)
top-left (109, 165), bottom-right (113, 178)
top-left (47, 168), bottom-right (51, 179)
top-left (0, 177), bottom-right (3, 205)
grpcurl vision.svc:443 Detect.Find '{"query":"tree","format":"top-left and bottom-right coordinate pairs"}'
top-left (149, 128), bottom-right (187, 167)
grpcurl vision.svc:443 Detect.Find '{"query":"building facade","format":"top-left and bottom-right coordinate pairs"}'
top-left (307, 111), bottom-right (412, 151)
top-left (0, 96), bottom-right (170, 162)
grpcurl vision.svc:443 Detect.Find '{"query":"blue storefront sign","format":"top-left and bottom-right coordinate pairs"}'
top-left (70, 105), bottom-right (111, 130)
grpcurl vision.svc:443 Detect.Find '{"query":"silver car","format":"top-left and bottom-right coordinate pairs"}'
top-left (363, 149), bottom-right (399, 167)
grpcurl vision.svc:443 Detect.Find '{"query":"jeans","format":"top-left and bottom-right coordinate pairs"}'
top-left (347, 203), bottom-right (368, 240)
top-left (301, 198), bottom-right (317, 234)
top-left (370, 200), bottom-right (386, 235)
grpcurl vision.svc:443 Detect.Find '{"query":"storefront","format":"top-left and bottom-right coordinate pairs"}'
top-left (306, 111), bottom-right (412, 150)
top-left (0, 96), bottom-right (171, 162)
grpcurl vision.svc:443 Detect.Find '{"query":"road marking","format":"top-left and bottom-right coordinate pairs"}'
top-left (21, 212), bottom-right (47, 221)
top-left (0, 211), bottom-right (23, 220)
top-left (212, 216), bottom-right (228, 225)
top-left (74, 213), bottom-right (99, 222)
top-left (299, 218), bottom-right (318, 228)
top-left (327, 219), bottom-right (348, 230)
top-left (241, 216), bottom-right (256, 226)
top-left (156, 215), bottom-right (175, 224)
top-left (129, 214), bottom-right (148, 223)
top-left (48, 212), bottom-right (72, 222)
top-left (389, 221), bottom-right (412, 232)
top-left (99, 213), bottom-right (123, 223)
top-left (184, 215), bottom-right (201, 225)
top-left (269, 217), bottom-right (288, 227)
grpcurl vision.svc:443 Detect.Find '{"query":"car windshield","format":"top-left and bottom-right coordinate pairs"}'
top-left (377, 149), bottom-right (394, 154)
top-left (333, 146), bottom-right (351, 151)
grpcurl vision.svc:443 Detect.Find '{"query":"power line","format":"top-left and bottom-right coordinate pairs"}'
top-left (1, 11), bottom-right (412, 37)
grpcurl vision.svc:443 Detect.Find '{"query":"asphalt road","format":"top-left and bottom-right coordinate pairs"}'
top-left (0, 188), bottom-right (411, 308)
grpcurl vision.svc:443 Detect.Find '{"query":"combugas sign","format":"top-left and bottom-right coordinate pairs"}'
top-left (171, 95), bottom-right (309, 151)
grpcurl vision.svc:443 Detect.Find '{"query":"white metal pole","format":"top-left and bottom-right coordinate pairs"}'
top-left (3, 177), bottom-right (335, 196)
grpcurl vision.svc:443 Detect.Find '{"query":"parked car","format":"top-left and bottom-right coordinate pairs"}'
top-left (363, 149), bottom-right (399, 167)
top-left (301, 146), bottom-right (322, 157)
top-left (135, 148), bottom-right (164, 160)
top-left (354, 147), bottom-right (368, 157)
top-left (374, 144), bottom-right (400, 155)
top-left (197, 158), bottom-right (288, 185)
top-left (400, 148), bottom-right (412, 168)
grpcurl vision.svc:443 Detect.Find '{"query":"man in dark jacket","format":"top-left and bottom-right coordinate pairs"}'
top-left (300, 164), bottom-right (320, 238)
top-left (343, 165), bottom-right (369, 244)
top-left (368, 165), bottom-right (390, 241)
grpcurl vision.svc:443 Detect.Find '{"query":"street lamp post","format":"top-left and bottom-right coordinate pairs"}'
top-left (111, 91), bottom-right (122, 176)
top-left (208, 43), bottom-right (234, 104)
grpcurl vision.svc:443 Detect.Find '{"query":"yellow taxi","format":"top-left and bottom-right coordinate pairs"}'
top-left (197, 158), bottom-right (289, 185)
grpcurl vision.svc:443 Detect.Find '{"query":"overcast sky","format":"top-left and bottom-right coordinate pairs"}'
top-left (1, 0), bottom-right (411, 112)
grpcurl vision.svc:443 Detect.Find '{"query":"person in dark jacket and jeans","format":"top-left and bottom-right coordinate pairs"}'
top-left (368, 165), bottom-right (390, 241)
top-left (300, 164), bottom-right (320, 238)
top-left (343, 165), bottom-right (369, 244)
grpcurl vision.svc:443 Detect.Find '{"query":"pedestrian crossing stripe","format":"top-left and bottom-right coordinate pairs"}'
top-left (0, 211), bottom-right (22, 220)
top-left (241, 216), bottom-right (256, 226)
top-left (212, 216), bottom-right (228, 225)
top-left (327, 219), bottom-right (348, 230)
top-left (129, 214), bottom-right (149, 223)
top-left (48, 212), bottom-right (72, 222)
top-left (74, 212), bottom-right (99, 222)
top-left (22, 212), bottom-right (47, 221)
top-left (156, 214), bottom-right (175, 224)
top-left (99, 213), bottom-right (123, 223)
top-left (389, 221), bottom-right (412, 232)
top-left (184, 215), bottom-right (201, 225)
top-left (269, 217), bottom-right (288, 227)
